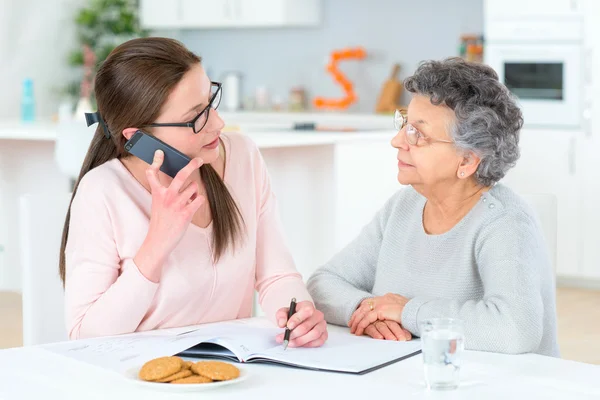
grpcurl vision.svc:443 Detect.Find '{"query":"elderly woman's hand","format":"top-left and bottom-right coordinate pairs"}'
top-left (274, 301), bottom-right (328, 348)
top-left (364, 320), bottom-right (412, 341)
top-left (348, 293), bottom-right (410, 337)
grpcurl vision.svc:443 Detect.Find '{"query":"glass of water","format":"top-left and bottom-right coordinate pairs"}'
top-left (419, 318), bottom-right (465, 390)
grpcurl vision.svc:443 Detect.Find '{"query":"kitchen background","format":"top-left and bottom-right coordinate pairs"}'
top-left (0, 0), bottom-right (598, 364)
top-left (0, 0), bottom-right (483, 118)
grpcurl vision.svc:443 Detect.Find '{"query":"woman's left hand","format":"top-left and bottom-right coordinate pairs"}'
top-left (348, 293), bottom-right (410, 337)
top-left (275, 301), bottom-right (328, 348)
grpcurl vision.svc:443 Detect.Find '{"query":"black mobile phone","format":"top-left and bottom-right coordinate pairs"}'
top-left (124, 130), bottom-right (191, 178)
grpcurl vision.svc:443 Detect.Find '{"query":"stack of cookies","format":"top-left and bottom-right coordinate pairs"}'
top-left (138, 356), bottom-right (240, 384)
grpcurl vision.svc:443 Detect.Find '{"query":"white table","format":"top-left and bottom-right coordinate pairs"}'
top-left (1, 337), bottom-right (599, 400)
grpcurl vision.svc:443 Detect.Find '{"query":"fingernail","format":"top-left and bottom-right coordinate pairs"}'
top-left (287, 321), bottom-right (295, 330)
top-left (278, 318), bottom-right (286, 327)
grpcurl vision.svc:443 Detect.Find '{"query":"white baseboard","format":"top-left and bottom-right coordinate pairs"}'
top-left (557, 276), bottom-right (600, 290)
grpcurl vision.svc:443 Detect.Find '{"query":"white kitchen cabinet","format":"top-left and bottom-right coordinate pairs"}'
top-left (140, 0), bottom-right (321, 29)
top-left (139, 0), bottom-right (184, 29)
top-left (577, 0), bottom-right (600, 279)
top-left (500, 129), bottom-right (582, 278)
top-left (179, 0), bottom-right (237, 28)
top-left (484, 0), bottom-right (584, 19)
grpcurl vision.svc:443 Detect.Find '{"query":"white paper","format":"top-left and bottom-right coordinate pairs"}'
top-left (40, 327), bottom-right (214, 373)
top-left (253, 329), bottom-right (422, 373)
top-left (40, 318), bottom-right (422, 375)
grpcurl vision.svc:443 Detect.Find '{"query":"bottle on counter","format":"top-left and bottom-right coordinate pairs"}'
top-left (222, 71), bottom-right (242, 111)
top-left (289, 87), bottom-right (307, 111)
top-left (21, 78), bottom-right (35, 122)
top-left (254, 86), bottom-right (270, 111)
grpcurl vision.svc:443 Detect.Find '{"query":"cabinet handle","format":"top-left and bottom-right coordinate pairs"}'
top-left (225, 0), bottom-right (239, 20)
top-left (568, 137), bottom-right (576, 175)
top-left (583, 107), bottom-right (592, 138)
top-left (236, 0), bottom-right (242, 20)
top-left (570, 0), bottom-right (579, 11)
top-left (584, 48), bottom-right (593, 85)
top-left (176, 0), bottom-right (183, 22)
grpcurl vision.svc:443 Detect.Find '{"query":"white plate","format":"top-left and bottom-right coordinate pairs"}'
top-left (123, 364), bottom-right (250, 392)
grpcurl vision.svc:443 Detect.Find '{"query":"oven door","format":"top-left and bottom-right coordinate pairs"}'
top-left (485, 43), bottom-right (582, 128)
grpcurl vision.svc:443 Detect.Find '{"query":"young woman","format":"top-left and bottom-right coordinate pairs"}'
top-left (60, 37), bottom-right (327, 348)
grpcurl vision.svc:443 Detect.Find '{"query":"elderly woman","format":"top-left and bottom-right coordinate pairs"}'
top-left (306, 57), bottom-right (559, 357)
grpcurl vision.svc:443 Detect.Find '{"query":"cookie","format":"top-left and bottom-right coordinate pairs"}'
top-left (183, 361), bottom-right (194, 370)
top-left (156, 369), bottom-right (193, 383)
top-left (171, 375), bottom-right (213, 384)
top-left (138, 356), bottom-right (184, 382)
top-left (192, 361), bottom-right (240, 381)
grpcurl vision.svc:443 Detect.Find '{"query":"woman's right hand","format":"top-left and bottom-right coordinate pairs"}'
top-left (134, 150), bottom-right (205, 282)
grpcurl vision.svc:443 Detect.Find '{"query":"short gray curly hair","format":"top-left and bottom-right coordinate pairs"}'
top-left (404, 57), bottom-right (523, 186)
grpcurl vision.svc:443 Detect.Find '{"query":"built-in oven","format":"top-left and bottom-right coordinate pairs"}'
top-left (485, 17), bottom-right (584, 129)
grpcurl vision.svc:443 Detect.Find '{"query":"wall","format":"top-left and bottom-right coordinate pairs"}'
top-left (175, 0), bottom-right (483, 113)
top-left (0, 0), bottom-right (85, 120)
top-left (0, 0), bottom-right (483, 119)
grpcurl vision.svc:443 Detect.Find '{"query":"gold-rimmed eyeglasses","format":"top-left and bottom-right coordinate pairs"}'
top-left (394, 109), bottom-right (454, 146)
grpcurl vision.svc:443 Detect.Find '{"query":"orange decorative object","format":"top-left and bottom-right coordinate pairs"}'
top-left (313, 47), bottom-right (367, 110)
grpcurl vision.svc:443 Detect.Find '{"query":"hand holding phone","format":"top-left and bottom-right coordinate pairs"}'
top-left (125, 130), bottom-right (191, 179)
top-left (133, 150), bottom-right (205, 282)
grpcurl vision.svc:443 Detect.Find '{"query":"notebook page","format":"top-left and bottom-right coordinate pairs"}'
top-left (184, 318), bottom-right (421, 373)
top-left (41, 328), bottom-right (215, 373)
top-left (189, 318), bottom-right (282, 360)
top-left (252, 327), bottom-right (422, 373)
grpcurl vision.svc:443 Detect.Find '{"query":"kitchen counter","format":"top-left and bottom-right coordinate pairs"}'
top-left (0, 121), bottom-right (59, 141)
top-left (0, 118), bottom-right (399, 294)
top-left (0, 120), bottom-right (395, 148)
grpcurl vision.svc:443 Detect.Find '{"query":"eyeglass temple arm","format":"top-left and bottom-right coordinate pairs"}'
top-left (148, 122), bottom-right (194, 128)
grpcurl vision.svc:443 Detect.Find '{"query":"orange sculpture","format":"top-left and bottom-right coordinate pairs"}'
top-left (313, 47), bottom-right (367, 110)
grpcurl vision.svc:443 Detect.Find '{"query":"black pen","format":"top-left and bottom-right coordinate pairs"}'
top-left (283, 297), bottom-right (297, 350)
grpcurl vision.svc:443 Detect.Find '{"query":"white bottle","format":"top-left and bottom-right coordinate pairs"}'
top-left (255, 86), bottom-right (270, 111)
top-left (222, 72), bottom-right (242, 112)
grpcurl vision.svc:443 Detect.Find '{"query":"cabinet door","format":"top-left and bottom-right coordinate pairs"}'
top-left (180, 0), bottom-right (235, 28)
top-left (234, 0), bottom-right (320, 27)
top-left (485, 0), bottom-right (584, 18)
top-left (500, 129), bottom-right (582, 278)
top-left (141, 0), bottom-right (320, 29)
top-left (235, 0), bottom-right (285, 27)
top-left (579, 137), bottom-right (600, 279)
top-left (579, 0), bottom-right (600, 279)
top-left (139, 0), bottom-right (183, 29)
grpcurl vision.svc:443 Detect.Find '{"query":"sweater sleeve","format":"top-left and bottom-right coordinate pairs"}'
top-left (306, 192), bottom-right (400, 327)
top-left (253, 148), bottom-right (312, 323)
top-left (64, 177), bottom-right (158, 340)
top-left (401, 210), bottom-right (547, 354)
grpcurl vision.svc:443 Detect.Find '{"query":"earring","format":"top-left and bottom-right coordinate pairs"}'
top-left (460, 171), bottom-right (465, 177)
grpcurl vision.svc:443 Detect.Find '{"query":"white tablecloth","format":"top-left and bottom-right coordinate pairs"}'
top-left (1, 339), bottom-right (599, 400)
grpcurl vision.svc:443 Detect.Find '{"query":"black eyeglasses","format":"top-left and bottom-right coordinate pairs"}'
top-left (147, 81), bottom-right (222, 134)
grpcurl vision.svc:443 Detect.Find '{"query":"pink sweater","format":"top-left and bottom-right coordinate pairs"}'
top-left (64, 132), bottom-right (312, 340)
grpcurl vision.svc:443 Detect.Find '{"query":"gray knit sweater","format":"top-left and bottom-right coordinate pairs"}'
top-left (307, 184), bottom-right (560, 357)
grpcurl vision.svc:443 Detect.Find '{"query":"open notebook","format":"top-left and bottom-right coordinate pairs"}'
top-left (175, 318), bottom-right (422, 375)
top-left (41, 317), bottom-right (421, 375)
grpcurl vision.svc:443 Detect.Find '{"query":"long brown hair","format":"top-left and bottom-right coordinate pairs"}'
top-left (59, 37), bottom-right (244, 285)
